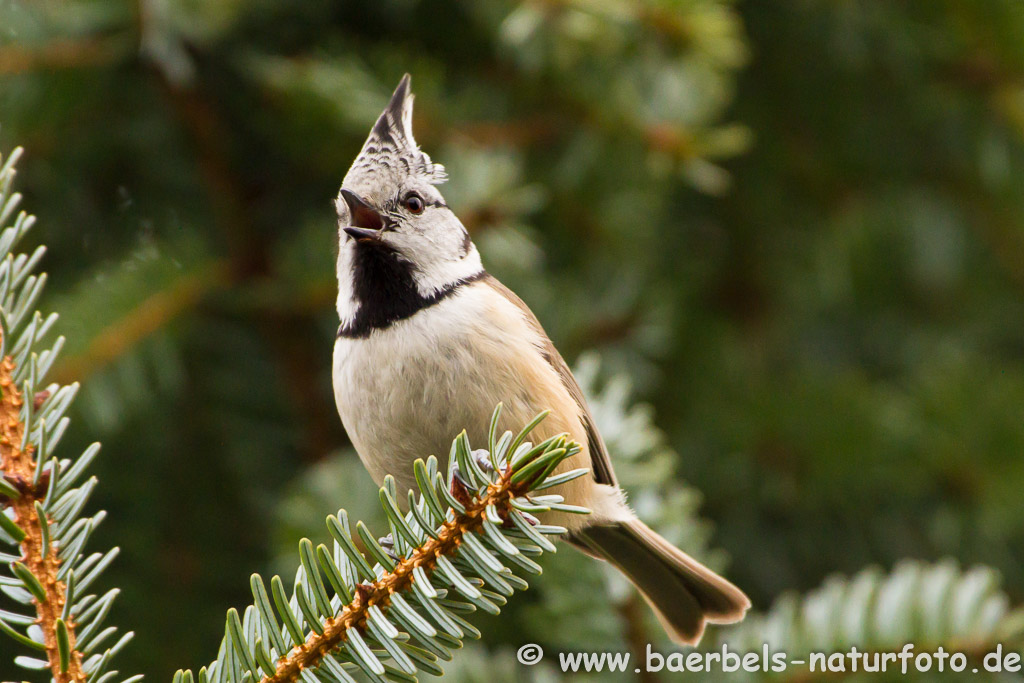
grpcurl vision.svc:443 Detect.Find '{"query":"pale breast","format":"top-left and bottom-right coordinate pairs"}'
top-left (332, 282), bottom-right (591, 501)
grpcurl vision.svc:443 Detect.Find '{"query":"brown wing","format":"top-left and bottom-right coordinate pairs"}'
top-left (481, 274), bottom-right (618, 487)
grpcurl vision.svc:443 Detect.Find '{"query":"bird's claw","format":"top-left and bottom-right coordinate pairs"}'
top-left (472, 448), bottom-right (493, 475)
top-left (450, 463), bottom-right (472, 489)
top-left (377, 533), bottom-right (399, 562)
top-left (450, 448), bottom-right (508, 505)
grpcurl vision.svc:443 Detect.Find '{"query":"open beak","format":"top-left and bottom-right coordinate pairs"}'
top-left (340, 189), bottom-right (384, 241)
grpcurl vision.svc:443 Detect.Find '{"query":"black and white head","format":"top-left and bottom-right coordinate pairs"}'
top-left (335, 74), bottom-right (482, 338)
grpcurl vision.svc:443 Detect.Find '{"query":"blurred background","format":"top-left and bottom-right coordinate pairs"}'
top-left (2, 0), bottom-right (1024, 680)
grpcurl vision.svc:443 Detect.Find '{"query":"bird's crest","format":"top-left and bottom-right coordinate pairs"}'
top-left (342, 74), bottom-right (447, 192)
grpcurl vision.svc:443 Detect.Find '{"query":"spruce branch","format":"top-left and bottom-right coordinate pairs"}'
top-left (0, 145), bottom-right (137, 683)
top-left (0, 353), bottom-right (86, 682)
top-left (182, 406), bottom-right (590, 683)
top-left (718, 560), bottom-right (1024, 681)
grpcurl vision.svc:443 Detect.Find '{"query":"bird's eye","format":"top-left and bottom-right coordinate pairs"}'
top-left (404, 194), bottom-right (425, 214)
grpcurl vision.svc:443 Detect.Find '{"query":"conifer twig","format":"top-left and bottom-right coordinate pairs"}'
top-left (261, 439), bottom-right (570, 683)
top-left (182, 411), bottom-right (588, 683)
top-left (0, 143), bottom-right (135, 683)
top-left (0, 350), bottom-right (85, 682)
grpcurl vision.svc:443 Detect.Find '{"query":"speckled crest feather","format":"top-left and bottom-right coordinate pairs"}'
top-left (340, 74), bottom-right (447, 206)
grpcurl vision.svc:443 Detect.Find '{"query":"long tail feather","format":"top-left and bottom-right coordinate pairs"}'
top-left (572, 519), bottom-right (750, 645)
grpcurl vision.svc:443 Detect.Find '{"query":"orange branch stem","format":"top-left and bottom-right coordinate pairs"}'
top-left (0, 349), bottom-right (86, 683)
top-left (261, 471), bottom-right (531, 683)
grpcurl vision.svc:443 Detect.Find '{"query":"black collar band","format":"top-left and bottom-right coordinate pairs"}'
top-left (338, 240), bottom-right (485, 339)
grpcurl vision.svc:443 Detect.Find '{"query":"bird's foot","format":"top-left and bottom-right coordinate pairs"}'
top-left (453, 448), bottom-right (506, 482)
top-left (450, 449), bottom-right (507, 505)
top-left (473, 448), bottom-right (501, 476)
top-left (377, 533), bottom-right (400, 562)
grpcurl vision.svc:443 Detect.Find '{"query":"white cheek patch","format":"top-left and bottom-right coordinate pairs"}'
top-left (373, 210), bottom-right (483, 298)
top-left (335, 240), bottom-right (361, 326)
top-left (411, 245), bottom-right (484, 297)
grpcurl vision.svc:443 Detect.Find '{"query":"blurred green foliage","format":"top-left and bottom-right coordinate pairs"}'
top-left (2, 0), bottom-right (1024, 680)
